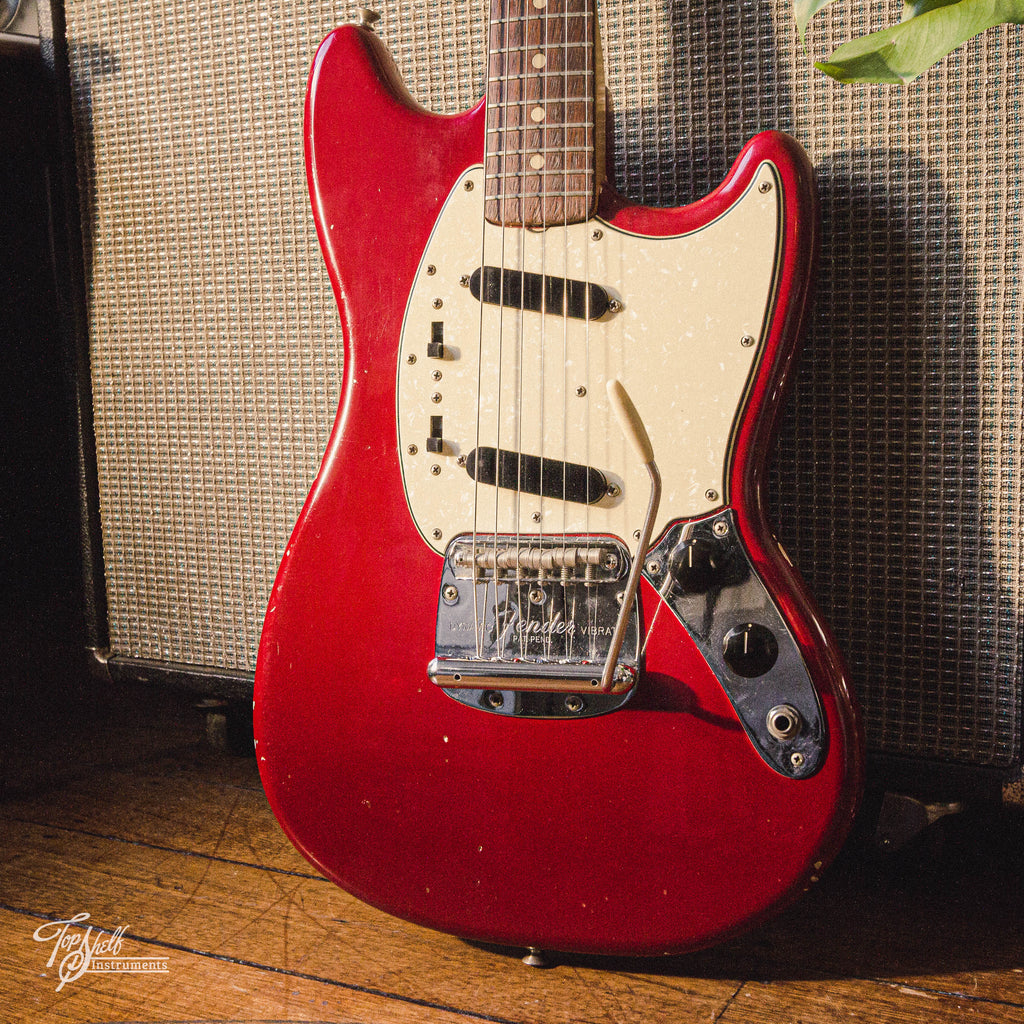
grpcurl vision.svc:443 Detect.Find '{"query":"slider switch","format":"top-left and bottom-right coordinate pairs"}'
top-left (428, 321), bottom-right (445, 359)
top-left (426, 415), bottom-right (444, 454)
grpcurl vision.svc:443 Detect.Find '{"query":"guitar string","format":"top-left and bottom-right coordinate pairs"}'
top-left (471, 5), bottom-right (491, 660)
top-left (535, 0), bottom-right (552, 661)
top-left (582, 0), bottom-right (597, 664)
top-left (556, 0), bottom-right (569, 664)
top-left (478, 1), bottom-right (508, 661)
top-left (493, 0), bottom-right (511, 661)
top-left (514, 0), bottom-right (528, 661)
top-left (561, 0), bottom-right (577, 663)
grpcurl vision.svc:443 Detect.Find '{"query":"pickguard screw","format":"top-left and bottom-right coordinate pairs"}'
top-left (407, 444), bottom-right (418, 455)
top-left (432, 298), bottom-right (443, 309)
top-left (576, 385), bottom-right (587, 397)
top-left (432, 528), bottom-right (443, 540)
top-left (426, 265), bottom-right (437, 276)
top-left (407, 354), bottom-right (417, 364)
top-left (790, 751), bottom-right (806, 769)
top-left (464, 180), bottom-right (474, 191)
top-left (443, 584), bottom-right (459, 603)
top-left (646, 559), bottom-right (661, 575)
top-left (457, 455), bottom-right (467, 467)
top-left (460, 274), bottom-right (470, 287)
top-left (431, 392), bottom-right (442, 403)
top-left (632, 530), bottom-right (641, 540)
top-left (705, 489), bottom-right (719, 502)
top-left (591, 228), bottom-right (603, 240)
top-left (564, 695), bottom-right (585, 713)
top-left (607, 298), bottom-right (622, 313)
top-left (606, 482), bottom-right (621, 498)
top-left (485, 690), bottom-right (504, 708)
top-left (759, 181), bottom-right (772, 193)
top-left (432, 370), bottom-right (442, 381)
top-left (713, 519), bottom-right (729, 537)
top-left (430, 464), bottom-right (441, 476)
top-left (741, 334), bottom-right (755, 347)
top-left (532, 511), bottom-right (541, 522)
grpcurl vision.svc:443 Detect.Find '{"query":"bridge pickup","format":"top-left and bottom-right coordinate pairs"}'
top-left (469, 266), bottom-right (611, 321)
top-left (465, 447), bottom-right (609, 505)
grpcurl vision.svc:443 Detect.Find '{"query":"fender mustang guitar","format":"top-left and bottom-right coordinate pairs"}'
top-left (254, 1), bottom-right (862, 956)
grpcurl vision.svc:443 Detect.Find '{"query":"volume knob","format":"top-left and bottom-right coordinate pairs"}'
top-left (722, 623), bottom-right (778, 678)
top-left (667, 537), bottom-right (725, 594)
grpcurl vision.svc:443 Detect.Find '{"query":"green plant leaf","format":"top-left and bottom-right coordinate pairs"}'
top-left (815, 0), bottom-right (1024, 83)
top-left (794, 0), bottom-right (839, 41)
top-left (902, 0), bottom-right (964, 19)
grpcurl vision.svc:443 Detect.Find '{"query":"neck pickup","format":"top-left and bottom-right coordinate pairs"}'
top-left (466, 446), bottom-right (610, 505)
top-left (470, 266), bottom-right (611, 320)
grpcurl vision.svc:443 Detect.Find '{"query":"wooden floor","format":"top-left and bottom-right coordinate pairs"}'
top-left (3, 678), bottom-right (1024, 1024)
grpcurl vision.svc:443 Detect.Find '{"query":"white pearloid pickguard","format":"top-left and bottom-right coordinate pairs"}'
top-left (397, 162), bottom-right (781, 556)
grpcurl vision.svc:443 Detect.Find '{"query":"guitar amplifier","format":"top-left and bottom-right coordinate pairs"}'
top-left (48, 0), bottom-right (1022, 790)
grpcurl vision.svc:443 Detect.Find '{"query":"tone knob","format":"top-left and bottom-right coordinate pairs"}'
top-left (722, 623), bottom-right (778, 678)
top-left (667, 537), bottom-right (725, 594)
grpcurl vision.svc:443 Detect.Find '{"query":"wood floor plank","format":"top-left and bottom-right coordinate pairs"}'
top-left (0, 820), bottom-right (738, 1024)
top-left (7, 745), bottom-right (1024, 1011)
top-left (6, 689), bottom-right (1024, 1023)
top-left (719, 978), bottom-right (1024, 1024)
top-left (0, 906), bottom-right (503, 1024)
top-left (3, 751), bottom-right (309, 874)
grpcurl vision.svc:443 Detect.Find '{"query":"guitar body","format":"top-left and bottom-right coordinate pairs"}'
top-left (254, 21), bottom-right (862, 956)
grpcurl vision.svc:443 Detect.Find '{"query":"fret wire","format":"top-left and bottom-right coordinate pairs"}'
top-left (486, 191), bottom-right (594, 200)
top-left (487, 71), bottom-right (590, 83)
top-left (486, 124), bottom-right (594, 133)
top-left (491, 41), bottom-right (591, 52)
top-left (485, 164), bottom-right (595, 175)
top-left (490, 11), bottom-right (589, 23)
top-left (486, 144), bottom-right (593, 153)
top-left (485, 179), bottom-right (595, 187)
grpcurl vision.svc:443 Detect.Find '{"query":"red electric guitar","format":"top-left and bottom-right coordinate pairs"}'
top-left (255, 1), bottom-right (862, 956)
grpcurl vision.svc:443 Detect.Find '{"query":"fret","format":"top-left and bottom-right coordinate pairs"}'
top-left (486, 109), bottom-right (594, 128)
top-left (485, 190), bottom-right (594, 202)
top-left (486, 144), bottom-right (594, 154)
top-left (488, 71), bottom-right (590, 83)
top-left (490, 11), bottom-right (590, 23)
top-left (490, 42), bottom-right (591, 55)
top-left (485, 162), bottom-right (595, 178)
top-left (486, 123), bottom-right (594, 134)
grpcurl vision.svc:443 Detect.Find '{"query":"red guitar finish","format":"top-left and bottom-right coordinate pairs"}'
top-left (255, 9), bottom-right (862, 957)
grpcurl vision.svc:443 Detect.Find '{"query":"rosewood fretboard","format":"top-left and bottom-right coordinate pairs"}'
top-left (485, 0), bottom-right (601, 228)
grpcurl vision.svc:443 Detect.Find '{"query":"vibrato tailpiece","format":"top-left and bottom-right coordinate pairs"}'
top-left (427, 532), bottom-right (639, 718)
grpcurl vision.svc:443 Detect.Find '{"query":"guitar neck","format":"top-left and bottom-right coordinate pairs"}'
top-left (484, 0), bottom-right (602, 228)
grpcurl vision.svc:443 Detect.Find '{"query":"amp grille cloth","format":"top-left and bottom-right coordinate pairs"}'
top-left (63, 1), bottom-right (1022, 766)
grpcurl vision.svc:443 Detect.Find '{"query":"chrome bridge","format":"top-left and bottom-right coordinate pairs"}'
top-left (429, 533), bottom-right (639, 718)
